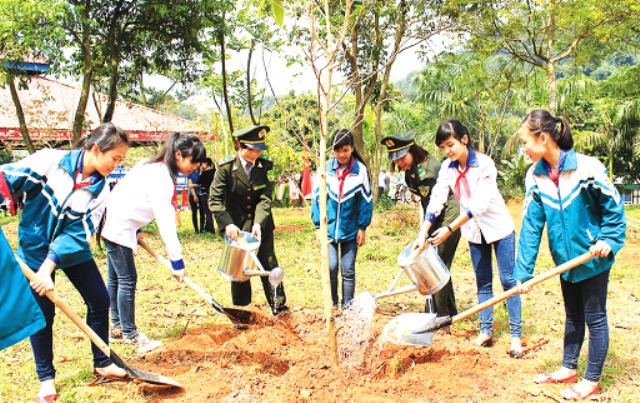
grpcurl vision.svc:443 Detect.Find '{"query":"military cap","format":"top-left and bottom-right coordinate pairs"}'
top-left (380, 131), bottom-right (416, 160)
top-left (233, 125), bottom-right (270, 150)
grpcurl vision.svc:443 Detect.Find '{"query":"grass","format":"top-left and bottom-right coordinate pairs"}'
top-left (1, 201), bottom-right (639, 401)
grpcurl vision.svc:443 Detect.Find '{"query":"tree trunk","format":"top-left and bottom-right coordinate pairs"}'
top-left (102, 2), bottom-right (125, 123)
top-left (72, 9), bottom-right (93, 144)
top-left (103, 56), bottom-right (120, 123)
top-left (352, 103), bottom-right (370, 167)
top-left (372, 0), bottom-right (406, 203)
top-left (7, 76), bottom-right (36, 154)
top-left (546, 62), bottom-right (557, 114)
top-left (348, 40), bottom-right (370, 168)
top-left (212, 89), bottom-right (230, 156)
top-left (218, 15), bottom-right (234, 134)
top-left (246, 40), bottom-right (258, 125)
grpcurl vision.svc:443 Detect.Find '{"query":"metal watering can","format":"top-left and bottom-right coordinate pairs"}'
top-left (372, 242), bottom-right (450, 300)
top-left (218, 231), bottom-right (284, 285)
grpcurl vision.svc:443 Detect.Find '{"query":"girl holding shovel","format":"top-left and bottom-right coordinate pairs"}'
top-left (0, 123), bottom-right (129, 402)
top-left (515, 109), bottom-right (626, 400)
top-left (101, 133), bottom-right (206, 352)
top-left (415, 119), bottom-right (523, 357)
top-left (311, 129), bottom-right (373, 309)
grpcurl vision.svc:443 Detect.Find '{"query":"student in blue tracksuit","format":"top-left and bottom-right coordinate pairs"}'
top-left (515, 109), bottom-right (626, 400)
top-left (311, 129), bottom-right (373, 309)
top-left (0, 226), bottom-right (45, 351)
top-left (0, 123), bottom-right (129, 402)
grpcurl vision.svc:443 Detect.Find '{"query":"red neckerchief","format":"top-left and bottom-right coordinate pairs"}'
top-left (74, 151), bottom-right (102, 190)
top-left (336, 157), bottom-right (354, 198)
top-left (542, 149), bottom-right (568, 187)
top-left (454, 164), bottom-right (471, 200)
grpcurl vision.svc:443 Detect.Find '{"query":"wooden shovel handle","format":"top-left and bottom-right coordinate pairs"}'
top-left (451, 252), bottom-right (595, 324)
top-left (137, 237), bottom-right (225, 314)
top-left (16, 256), bottom-right (114, 360)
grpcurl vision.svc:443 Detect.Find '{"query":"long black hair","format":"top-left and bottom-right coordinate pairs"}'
top-left (521, 109), bottom-right (574, 149)
top-left (330, 129), bottom-right (366, 166)
top-left (330, 128), bottom-right (371, 185)
top-left (148, 133), bottom-right (207, 178)
top-left (406, 144), bottom-right (431, 166)
top-left (74, 122), bottom-right (129, 151)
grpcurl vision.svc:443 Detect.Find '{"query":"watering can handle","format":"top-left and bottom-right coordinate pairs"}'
top-left (409, 239), bottom-right (431, 262)
top-left (452, 252), bottom-right (595, 324)
top-left (234, 233), bottom-right (267, 273)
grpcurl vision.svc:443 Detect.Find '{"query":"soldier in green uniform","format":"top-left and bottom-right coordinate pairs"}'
top-left (209, 125), bottom-right (287, 315)
top-left (381, 131), bottom-right (461, 318)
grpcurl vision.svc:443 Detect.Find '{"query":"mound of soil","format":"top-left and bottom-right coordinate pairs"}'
top-left (131, 307), bottom-right (557, 402)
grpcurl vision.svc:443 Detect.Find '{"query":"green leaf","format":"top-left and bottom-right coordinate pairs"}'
top-left (270, 0), bottom-right (284, 26)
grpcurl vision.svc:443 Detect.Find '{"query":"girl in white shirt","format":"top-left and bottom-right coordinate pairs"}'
top-left (101, 133), bottom-right (206, 352)
top-left (416, 119), bottom-right (522, 358)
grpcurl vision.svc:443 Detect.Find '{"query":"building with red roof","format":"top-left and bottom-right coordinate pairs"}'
top-left (0, 74), bottom-right (211, 149)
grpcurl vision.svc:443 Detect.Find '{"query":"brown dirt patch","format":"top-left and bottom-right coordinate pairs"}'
top-left (129, 308), bottom-right (556, 402)
top-left (277, 224), bottom-right (308, 234)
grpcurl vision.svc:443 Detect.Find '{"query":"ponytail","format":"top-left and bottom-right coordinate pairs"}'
top-left (148, 133), bottom-right (207, 179)
top-left (74, 122), bottom-right (129, 152)
top-left (522, 109), bottom-right (574, 150)
top-left (554, 116), bottom-right (573, 150)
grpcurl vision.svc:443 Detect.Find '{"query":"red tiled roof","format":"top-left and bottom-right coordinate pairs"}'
top-left (0, 76), bottom-right (212, 141)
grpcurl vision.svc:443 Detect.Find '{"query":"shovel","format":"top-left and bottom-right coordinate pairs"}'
top-left (137, 238), bottom-right (258, 326)
top-left (16, 255), bottom-right (183, 388)
top-left (382, 252), bottom-right (595, 346)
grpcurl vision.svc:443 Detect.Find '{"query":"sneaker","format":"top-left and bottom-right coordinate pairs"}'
top-left (123, 333), bottom-right (162, 353)
top-left (109, 327), bottom-right (123, 343)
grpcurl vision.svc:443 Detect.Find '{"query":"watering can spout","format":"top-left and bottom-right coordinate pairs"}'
top-left (374, 283), bottom-right (420, 300)
top-left (218, 231), bottom-right (286, 283)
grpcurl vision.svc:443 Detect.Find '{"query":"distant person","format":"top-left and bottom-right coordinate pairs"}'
top-left (384, 170), bottom-right (391, 195)
top-left (209, 125), bottom-right (287, 315)
top-left (187, 169), bottom-right (201, 233)
top-left (377, 170), bottom-right (387, 201)
top-left (102, 133), bottom-right (206, 353)
top-left (515, 109), bottom-right (626, 400)
top-left (311, 129), bottom-right (373, 309)
top-left (0, 123), bottom-right (130, 401)
top-left (289, 176), bottom-right (301, 206)
top-left (197, 158), bottom-right (216, 233)
top-left (381, 131), bottom-right (460, 318)
top-left (414, 120), bottom-right (522, 357)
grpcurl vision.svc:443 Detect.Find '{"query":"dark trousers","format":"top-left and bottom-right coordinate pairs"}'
top-left (231, 231), bottom-right (286, 312)
top-left (198, 193), bottom-right (215, 233)
top-left (560, 269), bottom-right (610, 382)
top-left (428, 228), bottom-right (461, 317)
top-left (189, 194), bottom-right (202, 232)
top-left (29, 259), bottom-right (112, 381)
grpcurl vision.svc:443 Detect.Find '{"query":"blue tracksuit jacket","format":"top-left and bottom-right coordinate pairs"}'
top-left (311, 158), bottom-right (373, 242)
top-left (514, 150), bottom-right (626, 283)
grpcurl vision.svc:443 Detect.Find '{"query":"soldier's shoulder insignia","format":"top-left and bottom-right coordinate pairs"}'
top-left (417, 165), bottom-right (428, 181)
top-left (259, 154), bottom-right (273, 162)
top-left (218, 155), bottom-right (235, 165)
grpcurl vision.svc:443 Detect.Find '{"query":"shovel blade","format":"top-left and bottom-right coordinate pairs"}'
top-left (222, 307), bottom-right (260, 325)
top-left (127, 367), bottom-right (184, 388)
top-left (380, 313), bottom-right (437, 346)
top-left (108, 349), bottom-right (183, 388)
